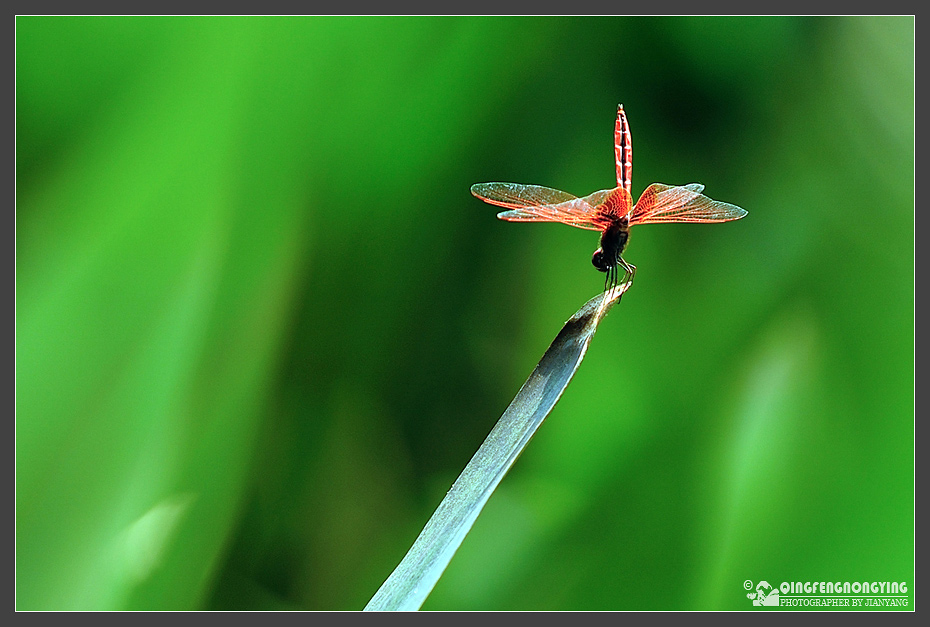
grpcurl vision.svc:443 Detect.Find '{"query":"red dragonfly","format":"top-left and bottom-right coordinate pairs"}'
top-left (471, 104), bottom-right (747, 290)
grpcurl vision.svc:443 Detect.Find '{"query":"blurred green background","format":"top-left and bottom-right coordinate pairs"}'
top-left (16, 16), bottom-right (913, 611)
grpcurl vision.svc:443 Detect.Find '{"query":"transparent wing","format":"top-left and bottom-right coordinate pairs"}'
top-left (629, 183), bottom-right (747, 225)
top-left (583, 186), bottom-right (632, 221)
top-left (471, 182), bottom-right (577, 209)
top-left (579, 188), bottom-right (614, 210)
top-left (471, 182), bottom-right (604, 230)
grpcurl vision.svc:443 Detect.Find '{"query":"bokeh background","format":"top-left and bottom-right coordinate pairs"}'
top-left (16, 16), bottom-right (913, 611)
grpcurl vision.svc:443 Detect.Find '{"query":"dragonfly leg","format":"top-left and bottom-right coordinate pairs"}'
top-left (605, 262), bottom-right (619, 291)
top-left (619, 257), bottom-right (636, 285)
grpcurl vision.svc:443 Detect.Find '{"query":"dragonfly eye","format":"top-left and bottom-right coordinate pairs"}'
top-left (592, 248), bottom-right (609, 272)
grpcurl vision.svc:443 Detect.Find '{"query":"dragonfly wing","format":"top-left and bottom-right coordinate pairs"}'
top-left (472, 182), bottom-right (603, 230)
top-left (580, 188), bottom-right (616, 211)
top-left (582, 187), bottom-right (633, 221)
top-left (630, 183), bottom-right (747, 224)
top-left (471, 182), bottom-right (577, 209)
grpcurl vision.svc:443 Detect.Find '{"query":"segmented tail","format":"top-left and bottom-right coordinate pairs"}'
top-left (614, 104), bottom-right (632, 194)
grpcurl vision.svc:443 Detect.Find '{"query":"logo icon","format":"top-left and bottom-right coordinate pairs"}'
top-left (747, 580), bottom-right (780, 606)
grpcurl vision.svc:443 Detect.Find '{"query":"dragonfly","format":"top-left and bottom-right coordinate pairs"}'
top-left (471, 104), bottom-right (747, 291)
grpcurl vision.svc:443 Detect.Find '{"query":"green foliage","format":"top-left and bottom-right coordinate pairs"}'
top-left (16, 16), bottom-right (913, 610)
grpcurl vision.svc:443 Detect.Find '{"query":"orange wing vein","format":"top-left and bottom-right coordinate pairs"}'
top-left (630, 183), bottom-right (747, 225)
top-left (471, 182), bottom-right (613, 231)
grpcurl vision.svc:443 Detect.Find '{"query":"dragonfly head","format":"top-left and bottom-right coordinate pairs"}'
top-left (592, 248), bottom-right (610, 273)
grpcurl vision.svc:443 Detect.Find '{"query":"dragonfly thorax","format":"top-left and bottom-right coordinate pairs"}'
top-left (592, 218), bottom-right (630, 273)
